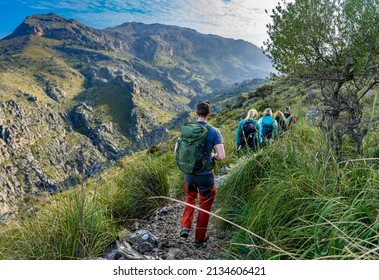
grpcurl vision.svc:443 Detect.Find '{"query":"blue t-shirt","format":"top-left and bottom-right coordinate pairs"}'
top-left (197, 121), bottom-right (223, 175)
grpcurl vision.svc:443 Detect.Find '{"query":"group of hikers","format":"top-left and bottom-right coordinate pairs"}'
top-left (175, 101), bottom-right (295, 249)
top-left (236, 106), bottom-right (296, 152)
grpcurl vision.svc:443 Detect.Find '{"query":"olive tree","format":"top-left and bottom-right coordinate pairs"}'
top-left (264, 0), bottom-right (379, 156)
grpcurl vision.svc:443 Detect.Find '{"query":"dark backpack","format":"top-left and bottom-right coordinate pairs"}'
top-left (176, 123), bottom-right (214, 174)
top-left (276, 117), bottom-right (287, 132)
top-left (239, 120), bottom-right (258, 148)
top-left (262, 123), bottom-right (273, 139)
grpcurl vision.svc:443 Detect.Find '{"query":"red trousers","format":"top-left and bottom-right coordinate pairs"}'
top-left (180, 173), bottom-right (216, 242)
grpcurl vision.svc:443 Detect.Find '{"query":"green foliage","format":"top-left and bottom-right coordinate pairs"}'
top-left (0, 186), bottom-right (117, 259)
top-left (254, 83), bottom-right (274, 99)
top-left (265, 0), bottom-right (379, 76)
top-left (99, 154), bottom-right (174, 221)
top-left (264, 0), bottom-right (379, 156)
top-left (0, 148), bottom-right (179, 259)
top-left (343, 0), bottom-right (379, 72)
top-left (76, 85), bottom-right (134, 135)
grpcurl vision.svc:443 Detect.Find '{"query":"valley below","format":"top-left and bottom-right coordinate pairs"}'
top-left (0, 13), bottom-right (272, 218)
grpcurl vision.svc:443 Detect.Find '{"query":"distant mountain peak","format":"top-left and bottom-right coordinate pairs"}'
top-left (4, 13), bottom-right (98, 41)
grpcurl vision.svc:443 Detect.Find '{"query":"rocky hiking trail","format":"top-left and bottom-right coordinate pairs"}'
top-left (102, 171), bottom-right (232, 260)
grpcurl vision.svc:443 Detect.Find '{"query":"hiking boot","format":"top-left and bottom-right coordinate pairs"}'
top-left (194, 240), bottom-right (207, 249)
top-left (180, 228), bottom-right (189, 238)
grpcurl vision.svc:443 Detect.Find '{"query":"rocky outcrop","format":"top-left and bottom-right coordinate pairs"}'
top-left (44, 84), bottom-right (67, 102)
top-left (0, 165), bottom-right (22, 218)
top-left (68, 103), bottom-right (127, 160)
top-left (0, 100), bottom-right (32, 162)
top-left (76, 64), bottom-right (187, 150)
top-left (0, 98), bottom-right (107, 217)
top-left (85, 65), bottom-right (140, 91)
top-left (132, 123), bottom-right (171, 150)
top-left (132, 35), bottom-right (175, 61)
top-left (5, 13), bottom-right (108, 49)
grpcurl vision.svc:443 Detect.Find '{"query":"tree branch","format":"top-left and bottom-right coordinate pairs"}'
top-left (357, 81), bottom-right (379, 102)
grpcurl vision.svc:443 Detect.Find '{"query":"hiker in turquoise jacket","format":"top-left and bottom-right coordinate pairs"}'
top-left (257, 108), bottom-right (278, 146)
top-left (235, 109), bottom-right (262, 151)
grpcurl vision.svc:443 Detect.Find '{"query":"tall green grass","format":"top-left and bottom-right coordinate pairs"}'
top-left (99, 154), bottom-right (175, 221)
top-left (216, 124), bottom-right (379, 259)
top-left (0, 152), bottom-right (177, 259)
top-left (0, 185), bottom-right (117, 259)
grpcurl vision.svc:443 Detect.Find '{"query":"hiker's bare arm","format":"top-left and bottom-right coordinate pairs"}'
top-left (213, 144), bottom-right (226, 161)
top-left (174, 141), bottom-right (178, 153)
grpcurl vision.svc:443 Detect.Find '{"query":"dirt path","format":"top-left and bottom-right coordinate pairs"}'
top-left (103, 173), bottom-right (232, 260)
top-left (138, 202), bottom-right (231, 260)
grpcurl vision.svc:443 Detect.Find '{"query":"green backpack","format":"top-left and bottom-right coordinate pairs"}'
top-left (176, 123), bottom-right (214, 174)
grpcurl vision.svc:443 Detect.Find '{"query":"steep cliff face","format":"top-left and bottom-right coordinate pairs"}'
top-left (0, 43), bottom-right (183, 217)
top-left (0, 97), bottom-right (106, 217)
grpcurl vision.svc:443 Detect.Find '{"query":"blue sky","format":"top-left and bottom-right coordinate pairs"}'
top-left (0, 0), bottom-right (292, 46)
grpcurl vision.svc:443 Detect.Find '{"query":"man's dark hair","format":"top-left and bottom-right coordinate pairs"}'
top-left (196, 101), bottom-right (210, 117)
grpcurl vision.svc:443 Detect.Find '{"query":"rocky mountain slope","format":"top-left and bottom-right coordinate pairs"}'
top-left (0, 13), bottom-right (272, 218)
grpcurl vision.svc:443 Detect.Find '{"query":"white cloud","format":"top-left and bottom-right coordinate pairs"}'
top-left (14, 0), bottom-right (294, 46)
top-left (160, 0), bottom-right (284, 46)
top-left (26, 0), bottom-right (91, 11)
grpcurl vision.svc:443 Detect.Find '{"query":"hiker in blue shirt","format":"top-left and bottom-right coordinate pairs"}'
top-left (175, 101), bottom-right (226, 249)
top-left (257, 108), bottom-right (278, 147)
top-left (235, 109), bottom-right (262, 152)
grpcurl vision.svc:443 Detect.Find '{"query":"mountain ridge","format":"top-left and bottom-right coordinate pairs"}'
top-left (5, 13), bottom-right (272, 82)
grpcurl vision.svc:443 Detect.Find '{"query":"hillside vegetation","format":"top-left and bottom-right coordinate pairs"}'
top-left (1, 77), bottom-right (378, 260)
